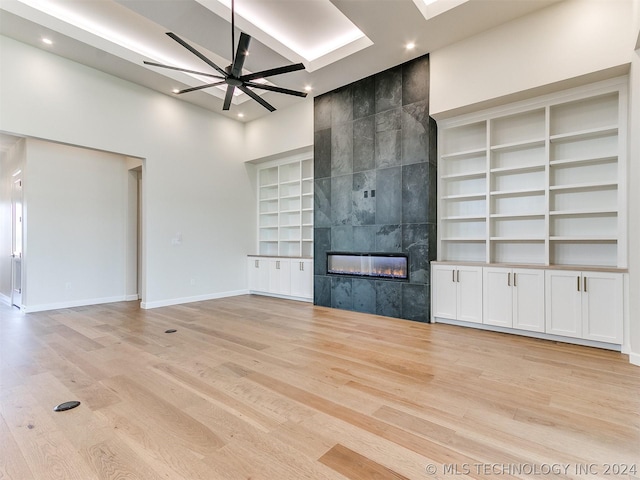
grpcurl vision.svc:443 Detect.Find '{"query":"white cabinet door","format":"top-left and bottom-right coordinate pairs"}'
top-left (483, 267), bottom-right (513, 327)
top-left (290, 259), bottom-right (313, 298)
top-left (512, 268), bottom-right (545, 333)
top-left (546, 270), bottom-right (582, 338)
top-left (546, 270), bottom-right (623, 343)
top-left (248, 257), bottom-right (269, 292)
top-left (269, 259), bottom-right (291, 295)
top-left (457, 265), bottom-right (483, 324)
top-left (582, 272), bottom-right (623, 343)
top-left (432, 264), bottom-right (458, 320)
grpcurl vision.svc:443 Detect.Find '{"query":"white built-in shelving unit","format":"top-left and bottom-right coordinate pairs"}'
top-left (257, 156), bottom-right (313, 257)
top-left (437, 78), bottom-right (627, 268)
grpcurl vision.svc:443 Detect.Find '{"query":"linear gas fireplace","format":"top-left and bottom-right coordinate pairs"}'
top-left (327, 252), bottom-right (409, 280)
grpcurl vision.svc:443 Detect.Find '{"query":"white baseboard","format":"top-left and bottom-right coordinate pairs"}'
top-left (22, 295), bottom-right (129, 313)
top-left (433, 317), bottom-right (622, 351)
top-left (0, 292), bottom-right (11, 306)
top-left (125, 294), bottom-right (140, 301)
top-left (140, 289), bottom-right (248, 309)
top-left (630, 352), bottom-right (640, 367)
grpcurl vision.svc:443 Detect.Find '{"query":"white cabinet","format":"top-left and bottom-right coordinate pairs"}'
top-left (432, 262), bottom-right (624, 347)
top-left (248, 257), bottom-right (269, 292)
top-left (545, 270), bottom-right (623, 343)
top-left (483, 267), bottom-right (544, 332)
top-left (290, 259), bottom-right (313, 298)
top-left (257, 157), bottom-right (313, 257)
top-left (269, 259), bottom-right (291, 296)
top-left (432, 264), bottom-right (482, 324)
top-left (247, 256), bottom-right (312, 301)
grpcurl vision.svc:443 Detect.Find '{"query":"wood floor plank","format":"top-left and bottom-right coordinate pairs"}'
top-left (1, 296), bottom-right (638, 479)
top-left (319, 443), bottom-right (411, 480)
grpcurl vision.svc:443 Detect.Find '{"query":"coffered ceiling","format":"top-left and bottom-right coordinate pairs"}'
top-left (0, 0), bottom-right (561, 124)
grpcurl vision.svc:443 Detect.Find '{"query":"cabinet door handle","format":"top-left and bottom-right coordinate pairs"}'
top-left (577, 276), bottom-right (581, 292)
top-left (276, 261), bottom-right (280, 269)
top-left (452, 270), bottom-right (455, 283)
top-left (300, 262), bottom-right (304, 271)
top-left (513, 273), bottom-right (517, 287)
top-left (255, 260), bottom-right (258, 268)
top-left (508, 272), bottom-right (511, 286)
top-left (583, 277), bottom-right (587, 293)
top-left (456, 270), bottom-right (460, 283)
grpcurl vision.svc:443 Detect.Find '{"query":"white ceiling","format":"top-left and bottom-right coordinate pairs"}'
top-left (0, 0), bottom-right (561, 135)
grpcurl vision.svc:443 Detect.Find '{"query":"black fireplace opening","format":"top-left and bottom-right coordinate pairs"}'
top-left (327, 252), bottom-right (409, 280)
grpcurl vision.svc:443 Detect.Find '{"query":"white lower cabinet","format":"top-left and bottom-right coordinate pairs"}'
top-left (432, 264), bottom-right (483, 324)
top-left (545, 270), bottom-right (623, 343)
top-left (269, 258), bottom-right (291, 295)
top-left (247, 257), bottom-right (312, 301)
top-left (248, 257), bottom-right (270, 292)
top-left (483, 267), bottom-right (544, 332)
top-left (432, 263), bottom-right (624, 348)
top-left (290, 259), bottom-right (313, 298)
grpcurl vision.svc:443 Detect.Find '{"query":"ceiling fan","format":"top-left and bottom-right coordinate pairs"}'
top-left (143, 0), bottom-right (307, 112)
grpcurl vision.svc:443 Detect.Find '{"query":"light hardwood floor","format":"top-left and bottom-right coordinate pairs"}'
top-left (0, 295), bottom-right (638, 480)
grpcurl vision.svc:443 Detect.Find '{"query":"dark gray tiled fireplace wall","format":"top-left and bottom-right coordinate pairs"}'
top-left (313, 54), bottom-right (437, 322)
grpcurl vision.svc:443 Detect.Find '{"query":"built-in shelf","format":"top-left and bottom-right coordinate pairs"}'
top-left (257, 157), bottom-right (314, 257)
top-left (490, 213), bottom-right (545, 219)
top-left (490, 138), bottom-right (545, 152)
top-left (442, 215), bottom-right (487, 221)
top-left (438, 78), bottom-right (627, 268)
top-left (490, 188), bottom-right (545, 197)
top-left (442, 192), bottom-right (486, 200)
top-left (441, 171), bottom-right (486, 180)
top-left (490, 163), bottom-right (545, 174)
top-left (549, 155), bottom-right (617, 167)
top-left (549, 181), bottom-right (617, 192)
top-left (549, 125), bottom-right (618, 143)
top-left (441, 147), bottom-right (486, 159)
top-left (550, 209), bottom-right (617, 216)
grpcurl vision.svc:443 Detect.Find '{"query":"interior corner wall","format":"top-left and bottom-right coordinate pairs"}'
top-left (0, 138), bottom-right (26, 303)
top-left (429, 0), bottom-right (635, 117)
top-left (628, 47), bottom-right (640, 366)
top-left (243, 98), bottom-right (314, 161)
top-left (0, 35), bottom-right (254, 310)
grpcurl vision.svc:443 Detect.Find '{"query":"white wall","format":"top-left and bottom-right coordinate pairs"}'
top-left (628, 44), bottom-right (640, 366)
top-left (23, 139), bottom-right (129, 310)
top-left (244, 98), bottom-right (314, 162)
top-left (0, 35), bottom-right (254, 309)
top-left (0, 138), bottom-right (25, 303)
top-left (430, 0), bottom-right (635, 117)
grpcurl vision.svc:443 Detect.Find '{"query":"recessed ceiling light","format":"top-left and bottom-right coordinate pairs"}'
top-left (172, 88), bottom-right (180, 94)
top-left (42, 38), bottom-right (53, 45)
top-left (304, 85), bottom-right (312, 92)
top-left (237, 113), bottom-right (244, 118)
top-left (405, 42), bottom-right (416, 50)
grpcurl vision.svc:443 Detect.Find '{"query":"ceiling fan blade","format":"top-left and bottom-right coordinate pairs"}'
top-left (238, 85), bottom-right (276, 112)
top-left (244, 81), bottom-right (308, 98)
top-left (144, 61), bottom-right (225, 79)
top-left (231, 33), bottom-right (251, 78)
top-left (240, 63), bottom-right (306, 82)
top-left (177, 81), bottom-right (226, 94)
top-left (166, 32), bottom-right (228, 78)
top-left (223, 85), bottom-right (236, 110)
